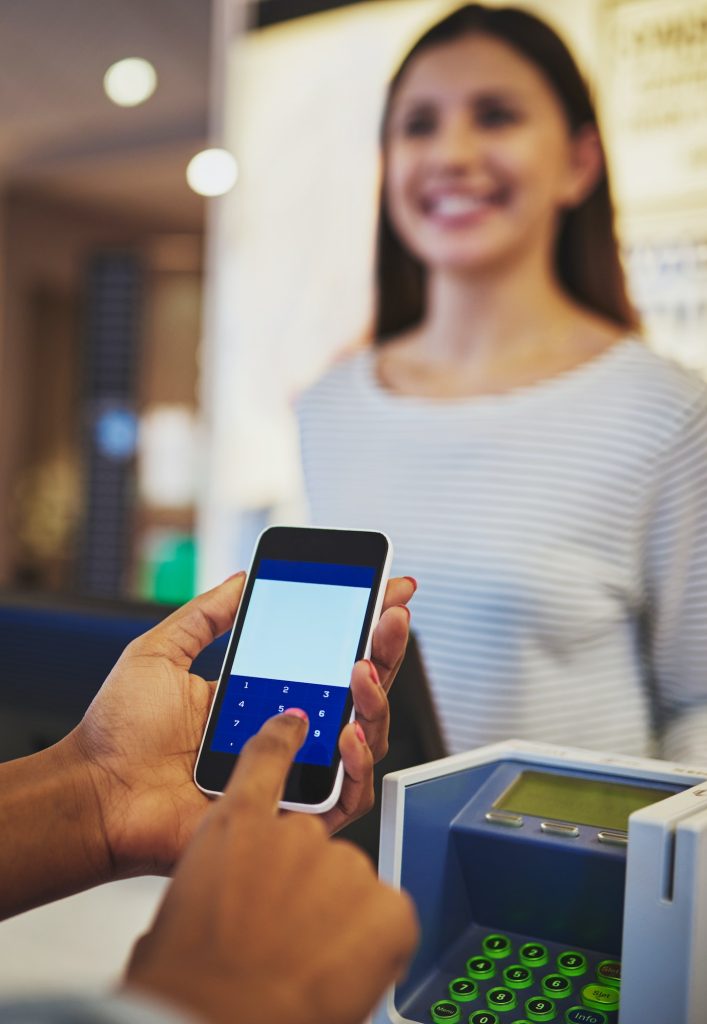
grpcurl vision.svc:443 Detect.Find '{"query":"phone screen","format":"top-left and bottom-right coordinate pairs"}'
top-left (209, 558), bottom-right (375, 766)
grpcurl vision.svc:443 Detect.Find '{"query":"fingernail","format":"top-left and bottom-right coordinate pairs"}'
top-left (355, 722), bottom-right (367, 744)
top-left (398, 604), bottom-right (411, 622)
top-left (364, 659), bottom-right (380, 685)
top-left (403, 576), bottom-right (418, 593)
top-left (283, 708), bottom-right (308, 722)
top-left (226, 570), bottom-right (246, 582)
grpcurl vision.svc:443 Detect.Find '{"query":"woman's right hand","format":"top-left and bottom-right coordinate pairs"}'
top-left (124, 710), bottom-right (419, 1024)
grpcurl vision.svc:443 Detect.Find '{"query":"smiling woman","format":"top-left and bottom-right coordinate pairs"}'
top-left (297, 3), bottom-right (707, 765)
top-left (383, 34), bottom-right (601, 310)
top-left (373, 3), bottom-right (637, 353)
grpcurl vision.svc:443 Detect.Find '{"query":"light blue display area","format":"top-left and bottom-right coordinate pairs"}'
top-left (232, 578), bottom-right (371, 687)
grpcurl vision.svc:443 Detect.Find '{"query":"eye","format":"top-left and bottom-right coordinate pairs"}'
top-left (475, 102), bottom-right (521, 128)
top-left (399, 106), bottom-right (438, 137)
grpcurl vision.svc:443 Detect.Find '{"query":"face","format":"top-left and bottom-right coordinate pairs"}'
top-left (384, 33), bottom-right (598, 277)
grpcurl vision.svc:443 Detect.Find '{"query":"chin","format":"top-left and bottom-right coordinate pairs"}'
top-left (423, 247), bottom-right (514, 276)
top-left (406, 225), bottom-right (517, 274)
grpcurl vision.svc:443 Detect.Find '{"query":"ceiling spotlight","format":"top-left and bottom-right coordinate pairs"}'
top-left (104, 58), bottom-right (157, 108)
top-left (186, 148), bottom-right (239, 197)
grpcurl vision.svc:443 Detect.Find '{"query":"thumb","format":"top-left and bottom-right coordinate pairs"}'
top-left (132, 572), bottom-right (246, 667)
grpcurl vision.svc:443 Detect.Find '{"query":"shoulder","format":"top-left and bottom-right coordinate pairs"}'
top-left (611, 339), bottom-right (706, 400)
top-left (297, 350), bottom-right (371, 416)
top-left (602, 339), bottom-right (707, 435)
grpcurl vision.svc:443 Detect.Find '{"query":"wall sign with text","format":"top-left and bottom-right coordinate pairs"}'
top-left (601, 0), bottom-right (707, 213)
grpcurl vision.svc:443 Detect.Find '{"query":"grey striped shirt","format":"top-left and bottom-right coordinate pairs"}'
top-left (297, 339), bottom-right (707, 763)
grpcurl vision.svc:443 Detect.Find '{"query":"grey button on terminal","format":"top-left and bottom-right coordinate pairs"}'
top-left (540, 821), bottom-right (579, 837)
top-left (597, 830), bottom-right (628, 846)
top-left (485, 811), bottom-right (524, 827)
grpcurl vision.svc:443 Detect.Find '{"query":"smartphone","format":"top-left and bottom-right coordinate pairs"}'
top-left (194, 525), bottom-right (392, 812)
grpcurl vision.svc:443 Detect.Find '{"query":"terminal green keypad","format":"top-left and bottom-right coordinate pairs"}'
top-left (557, 952), bottom-right (587, 977)
top-left (431, 1000), bottom-right (461, 1023)
top-left (504, 965), bottom-right (534, 989)
top-left (467, 956), bottom-right (495, 980)
top-left (483, 934), bottom-right (513, 959)
top-left (580, 985), bottom-right (619, 1012)
top-left (541, 974), bottom-right (572, 999)
top-left (565, 1008), bottom-right (608, 1024)
top-left (487, 987), bottom-right (517, 1011)
top-left (427, 932), bottom-right (620, 1023)
top-left (449, 978), bottom-right (479, 1002)
top-left (596, 961), bottom-right (621, 989)
top-left (469, 1012), bottom-right (500, 1024)
top-left (519, 943), bottom-right (549, 968)
top-left (526, 998), bottom-right (556, 1021)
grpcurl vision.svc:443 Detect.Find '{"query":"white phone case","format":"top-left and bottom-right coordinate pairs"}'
top-left (194, 526), bottom-right (393, 813)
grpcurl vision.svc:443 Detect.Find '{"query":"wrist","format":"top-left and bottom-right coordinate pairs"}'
top-left (56, 729), bottom-right (116, 884)
top-left (0, 731), bottom-right (113, 920)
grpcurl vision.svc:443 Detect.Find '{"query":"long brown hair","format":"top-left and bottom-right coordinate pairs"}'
top-left (374, 3), bottom-right (639, 343)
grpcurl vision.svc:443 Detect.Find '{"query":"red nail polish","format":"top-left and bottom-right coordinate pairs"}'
top-left (365, 659), bottom-right (380, 685)
top-left (398, 604), bottom-right (411, 622)
top-left (355, 722), bottom-right (366, 744)
top-left (403, 576), bottom-right (418, 593)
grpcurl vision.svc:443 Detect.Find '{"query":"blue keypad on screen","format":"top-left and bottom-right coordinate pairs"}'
top-left (211, 674), bottom-right (349, 765)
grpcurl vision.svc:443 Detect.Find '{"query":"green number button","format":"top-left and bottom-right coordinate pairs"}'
top-left (469, 1012), bottom-right (500, 1024)
top-left (430, 999), bottom-right (461, 1022)
top-left (504, 964), bottom-right (534, 989)
top-left (467, 956), bottom-right (495, 980)
top-left (565, 1006), bottom-right (608, 1024)
top-left (542, 974), bottom-right (572, 999)
top-left (519, 943), bottom-right (548, 968)
top-left (596, 960), bottom-right (621, 989)
top-left (580, 984), bottom-right (619, 1012)
top-left (487, 987), bottom-right (518, 1012)
top-left (483, 933), bottom-right (513, 959)
top-left (449, 977), bottom-right (478, 1002)
top-left (525, 997), bottom-right (556, 1022)
top-left (557, 952), bottom-right (587, 977)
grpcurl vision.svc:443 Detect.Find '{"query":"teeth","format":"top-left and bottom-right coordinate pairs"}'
top-left (430, 194), bottom-right (486, 217)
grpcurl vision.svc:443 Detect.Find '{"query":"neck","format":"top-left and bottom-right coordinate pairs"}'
top-left (419, 252), bottom-right (575, 367)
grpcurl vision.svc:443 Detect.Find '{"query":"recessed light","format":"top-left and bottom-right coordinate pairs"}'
top-left (186, 148), bottom-right (239, 197)
top-left (104, 58), bottom-right (157, 107)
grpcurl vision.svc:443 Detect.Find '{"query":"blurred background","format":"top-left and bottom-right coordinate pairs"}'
top-left (0, 0), bottom-right (706, 997)
top-left (0, 0), bottom-right (211, 606)
top-left (2, 0), bottom-right (706, 610)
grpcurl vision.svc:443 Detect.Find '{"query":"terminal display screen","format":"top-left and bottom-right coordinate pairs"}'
top-left (495, 770), bottom-right (673, 831)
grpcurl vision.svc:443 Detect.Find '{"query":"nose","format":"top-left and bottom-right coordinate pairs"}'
top-left (430, 112), bottom-right (481, 172)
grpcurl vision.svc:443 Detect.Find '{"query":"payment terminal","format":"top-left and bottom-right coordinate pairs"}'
top-left (375, 740), bottom-right (707, 1024)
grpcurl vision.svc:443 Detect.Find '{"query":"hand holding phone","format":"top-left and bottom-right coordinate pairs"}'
top-left (54, 568), bottom-right (410, 896)
top-left (195, 527), bottom-right (393, 812)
